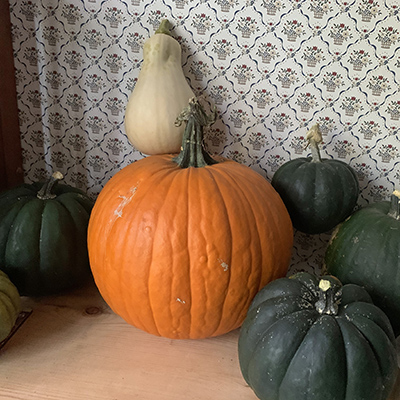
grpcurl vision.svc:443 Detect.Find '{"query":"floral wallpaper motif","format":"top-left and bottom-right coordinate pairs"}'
top-left (8, 0), bottom-right (400, 275)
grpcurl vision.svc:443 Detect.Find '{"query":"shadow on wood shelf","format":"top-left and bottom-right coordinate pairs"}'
top-left (0, 280), bottom-right (399, 400)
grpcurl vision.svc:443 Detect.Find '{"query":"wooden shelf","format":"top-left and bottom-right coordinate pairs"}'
top-left (0, 280), bottom-right (399, 400)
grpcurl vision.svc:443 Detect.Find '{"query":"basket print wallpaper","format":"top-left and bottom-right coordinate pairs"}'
top-left (8, 0), bottom-right (400, 274)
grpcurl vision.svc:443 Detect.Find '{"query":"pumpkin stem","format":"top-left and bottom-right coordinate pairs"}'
top-left (306, 124), bottom-right (323, 163)
top-left (388, 190), bottom-right (400, 220)
top-left (37, 171), bottom-right (63, 200)
top-left (173, 97), bottom-right (218, 168)
top-left (155, 19), bottom-right (173, 36)
top-left (315, 276), bottom-right (342, 315)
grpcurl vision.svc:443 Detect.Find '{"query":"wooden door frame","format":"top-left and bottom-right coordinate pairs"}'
top-left (0, 0), bottom-right (23, 191)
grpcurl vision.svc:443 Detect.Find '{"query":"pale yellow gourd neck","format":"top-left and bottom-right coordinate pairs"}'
top-left (141, 20), bottom-right (181, 71)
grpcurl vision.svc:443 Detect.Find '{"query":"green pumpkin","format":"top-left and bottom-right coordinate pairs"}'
top-left (271, 124), bottom-right (359, 234)
top-left (325, 190), bottom-right (400, 337)
top-left (238, 272), bottom-right (397, 400)
top-left (0, 270), bottom-right (21, 342)
top-left (0, 172), bottom-right (94, 296)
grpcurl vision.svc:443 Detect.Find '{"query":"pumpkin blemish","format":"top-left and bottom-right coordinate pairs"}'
top-left (218, 259), bottom-right (229, 271)
top-left (114, 186), bottom-right (138, 218)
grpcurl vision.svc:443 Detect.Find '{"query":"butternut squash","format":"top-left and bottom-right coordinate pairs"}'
top-left (124, 19), bottom-right (195, 155)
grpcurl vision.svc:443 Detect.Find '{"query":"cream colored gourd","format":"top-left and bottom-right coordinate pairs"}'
top-left (124, 20), bottom-right (195, 155)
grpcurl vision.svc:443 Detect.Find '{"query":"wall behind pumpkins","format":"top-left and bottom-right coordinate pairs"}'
top-left (8, 0), bottom-right (400, 275)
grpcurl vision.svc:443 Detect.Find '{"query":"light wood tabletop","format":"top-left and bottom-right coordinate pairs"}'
top-left (0, 280), bottom-right (399, 400)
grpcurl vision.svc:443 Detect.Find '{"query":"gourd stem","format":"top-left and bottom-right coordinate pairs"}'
top-left (306, 124), bottom-right (323, 163)
top-left (388, 190), bottom-right (400, 220)
top-left (173, 98), bottom-right (218, 168)
top-left (37, 171), bottom-right (63, 200)
top-left (155, 19), bottom-right (173, 36)
top-left (315, 278), bottom-right (342, 315)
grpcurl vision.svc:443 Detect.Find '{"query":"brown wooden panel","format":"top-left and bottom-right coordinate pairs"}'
top-left (0, 0), bottom-right (23, 191)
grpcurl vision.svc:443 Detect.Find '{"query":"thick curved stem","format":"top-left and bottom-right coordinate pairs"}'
top-left (388, 190), bottom-right (400, 220)
top-left (173, 98), bottom-right (218, 168)
top-left (37, 171), bottom-right (63, 200)
top-left (306, 124), bottom-right (323, 163)
top-left (315, 276), bottom-right (342, 315)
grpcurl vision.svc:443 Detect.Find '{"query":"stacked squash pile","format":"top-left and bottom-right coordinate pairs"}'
top-left (88, 19), bottom-right (399, 399)
top-left (0, 18), bottom-right (398, 400)
top-left (87, 19), bottom-right (294, 340)
top-left (238, 111), bottom-right (400, 399)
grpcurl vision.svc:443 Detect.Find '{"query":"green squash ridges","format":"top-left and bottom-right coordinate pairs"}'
top-left (238, 272), bottom-right (397, 400)
top-left (0, 177), bottom-right (94, 296)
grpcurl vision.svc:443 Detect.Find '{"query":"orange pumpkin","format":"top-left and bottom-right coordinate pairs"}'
top-left (88, 98), bottom-right (293, 339)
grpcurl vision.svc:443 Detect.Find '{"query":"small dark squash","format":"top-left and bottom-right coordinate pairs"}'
top-left (0, 172), bottom-right (94, 296)
top-left (325, 190), bottom-right (400, 337)
top-left (238, 272), bottom-right (398, 400)
top-left (271, 124), bottom-right (359, 234)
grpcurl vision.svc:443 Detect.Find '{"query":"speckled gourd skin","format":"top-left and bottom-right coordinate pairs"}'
top-left (238, 272), bottom-right (398, 400)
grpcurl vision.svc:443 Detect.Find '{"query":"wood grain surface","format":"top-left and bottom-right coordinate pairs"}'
top-left (0, 280), bottom-right (398, 400)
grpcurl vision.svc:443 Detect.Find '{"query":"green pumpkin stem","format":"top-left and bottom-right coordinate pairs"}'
top-left (315, 277), bottom-right (342, 315)
top-left (306, 124), bottom-right (323, 163)
top-left (37, 171), bottom-right (63, 200)
top-left (155, 19), bottom-right (173, 36)
top-left (173, 97), bottom-right (218, 168)
top-left (388, 190), bottom-right (400, 220)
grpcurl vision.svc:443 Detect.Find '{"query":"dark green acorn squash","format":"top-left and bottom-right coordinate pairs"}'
top-left (238, 272), bottom-right (398, 400)
top-left (0, 172), bottom-right (94, 296)
top-left (271, 124), bottom-right (359, 234)
top-left (0, 270), bottom-right (21, 342)
top-left (325, 190), bottom-right (400, 337)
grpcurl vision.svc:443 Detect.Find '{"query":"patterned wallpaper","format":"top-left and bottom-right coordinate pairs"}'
top-left (8, 0), bottom-right (400, 275)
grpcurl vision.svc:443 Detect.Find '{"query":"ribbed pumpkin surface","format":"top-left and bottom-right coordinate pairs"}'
top-left (88, 155), bottom-right (293, 339)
